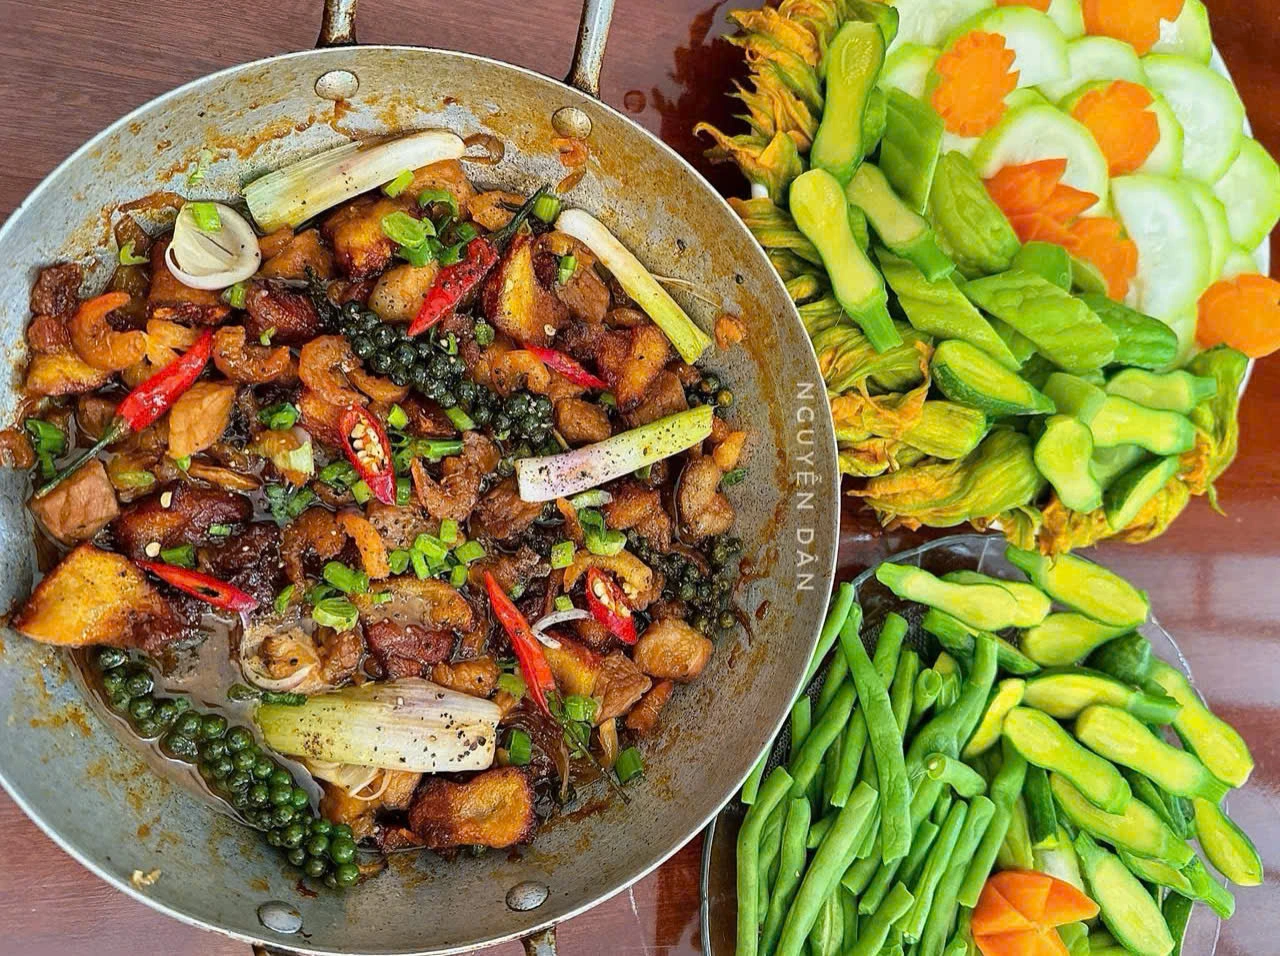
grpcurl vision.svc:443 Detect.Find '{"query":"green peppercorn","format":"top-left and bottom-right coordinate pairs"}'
top-left (309, 818), bottom-right (332, 836)
top-left (282, 822), bottom-right (307, 848)
top-left (128, 696), bottom-right (156, 720)
top-left (267, 828), bottom-right (284, 848)
top-left (232, 749), bottom-right (256, 773)
top-left (101, 668), bottom-right (128, 695)
top-left (133, 717), bottom-right (160, 739)
top-left (162, 733), bottom-right (200, 762)
top-left (200, 714), bottom-right (228, 740)
top-left (211, 756), bottom-right (235, 779)
top-left (97, 647), bottom-right (129, 671)
top-left (329, 836), bottom-right (356, 864)
top-left (306, 834), bottom-right (330, 857)
top-left (249, 783), bottom-right (271, 806)
top-left (154, 700), bottom-right (180, 726)
top-left (305, 856), bottom-right (328, 879)
top-left (200, 738), bottom-right (227, 761)
top-left (225, 727), bottom-right (253, 752)
top-left (251, 756), bottom-right (275, 780)
top-left (271, 805), bottom-right (295, 828)
top-left (269, 767), bottom-right (292, 789)
top-left (334, 862), bottom-right (360, 887)
top-left (269, 784), bottom-right (293, 806)
top-left (124, 671), bottom-right (154, 697)
top-left (175, 712), bottom-right (202, 737)
top-left (290, 787), bottom-right (311, 809)
top-left (287, 847), bottom-right (308, 866)
top-left (227, 770), bottom-right (253, 793)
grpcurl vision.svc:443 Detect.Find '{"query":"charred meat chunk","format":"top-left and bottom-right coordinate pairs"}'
top-left (482, 232), bottom-right (568, 347)
top-left (112, 483), bottom-right (252, 560)
top-left (407, 766), bottom-right (537, 850)
top-left (632, 618), bottom-right (714, 681)
top-left (197, 521), bottom-right (282, 608)
top-left (244, 279), bottom-right (322, 346)
top-left (147, 239), bottom-right (231, 325)
top-left (29, 458), bottom-right (118, 545)
top-left (30, 263), bottom-right (83, 319)
top-left (471, 477), bottom-right (545, 542)
top-left (322, 196), bottom-right (405, 279)
top-left (364, 620), bottom-right (453, 679)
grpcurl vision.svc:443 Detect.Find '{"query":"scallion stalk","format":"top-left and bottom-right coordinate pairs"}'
top-left (160, 543), bottom-right (196, 568)
top-left (382, 168), bottom-right (414, 198)
top-left (616, 747), bottom-right (645, 783)
top-left (507, 728), bottom-right (533, 766)
top-left (445, 406), bottom-right (476, 431)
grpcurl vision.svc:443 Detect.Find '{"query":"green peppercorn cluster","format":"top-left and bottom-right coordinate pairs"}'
top-left (335, 303), bottom-right (554, 445)
top-left (627, 533), bottom-right (743, 637)
top-left (685, 371), bottom-right (736, 410)
top-left (95, 648), bottom-right (360, 889)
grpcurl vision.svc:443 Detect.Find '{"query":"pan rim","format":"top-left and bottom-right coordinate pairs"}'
top-left (0, 42), bottom-right (841, 955)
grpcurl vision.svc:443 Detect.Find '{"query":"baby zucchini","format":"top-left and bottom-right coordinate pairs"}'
top-left (1006, 546), bottom-right (1149, 628)
top-left (1021, 669), bottom-right (1180, 723)
top-left (941, 569), bottom-right (1051, 627)
top-left (1003, 707), bottom-right (1130, 812)
top-left (920, 608), bottom-right (1042, 675)
top-left (1075, 831), bottom-right (1174, 956)
top-left (931, 339), bottom-right (1057, 417)
top-left (1192, 797), bottom-right (1264, 887)
top-left (1050, 774), bottom-right (1193, 866)
top-left (1075, 705), bottom-right (1229, 802)
top-left (875, 563), bottom-right (1023, 631)
top-left (1147, 661), bottom-right (1254, 788)
top-left (1020, 612), bottom-right (1133, 667)
top-left (1035, 415), bottom-right (1103, 513)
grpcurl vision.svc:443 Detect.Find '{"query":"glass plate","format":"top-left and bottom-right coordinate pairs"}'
top-left (700, 533), bottom-right (1221, 955)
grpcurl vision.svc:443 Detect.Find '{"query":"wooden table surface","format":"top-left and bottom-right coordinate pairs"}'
top-left (0, 0), bottom-right (1276, 953)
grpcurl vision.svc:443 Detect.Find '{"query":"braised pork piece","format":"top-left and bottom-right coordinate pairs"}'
top-left (9, 135), bottom-right (748, 890)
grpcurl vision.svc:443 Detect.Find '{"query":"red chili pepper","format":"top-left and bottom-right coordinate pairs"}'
top-left (526, 345), bottom-right (608, 390)
top-left (137, 560), bottom-right (259, 612)
top-left (585, 568), bottom-right (638, 644)
top-left (407, 186), bottom-right (552, 337)
top-left (36, 327), bottom-right (215, 497)
top-left (484, 570), bottom-right (556, 715)
top-left (339, 405), bottom-right (396, 506)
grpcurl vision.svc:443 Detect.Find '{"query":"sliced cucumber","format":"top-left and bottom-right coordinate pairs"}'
top-left (1212, 137), bottom-right (1280, 252)
top-left (1151, 0), bottom-right (1213, 65)
top-left (1222, 246), bottom-right (1262, 281)
top-left (1136, 92), bottom-right (1185, 178)
top-left (1044, 0), bottom-right (1084, 40)
top-left (973, 103), bottom-right (1109, 214)
top-left (1184, 180), bottom-right (1232, 280)
top-left (1039, 36), bottom-right (1146, 104)
top-left (887, 0), bottom-right (992, 54)
top-left (944, 7), bottom-right (1069, 89)
top-left (1110, 174), bottom-right (1211, 323)
top-left (880, 43), bottom-right (939, 99)
top-left (1143, 54), bottom-right (1245, 183)
top-left (1104, 456), bottom-right (1180, 531)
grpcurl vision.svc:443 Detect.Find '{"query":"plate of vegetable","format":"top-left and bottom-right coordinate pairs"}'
top-left (701, 533), bottom-right (1260, 956)
top-left (698, 0), bottom-right (1279, 554)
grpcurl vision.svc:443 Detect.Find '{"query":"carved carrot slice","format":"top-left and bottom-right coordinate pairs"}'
top-left (1082, 0), bottom-right (1185, 55)
top-left (1071, 80), bottom-right (1161, 176)
top-left (1197, 274), bottom-right (1280, 357)
top-left (932, 32), bottom-right (1020, 137)
top-left (1066, 217), bottom-right (1139, 301)
top-left (985, 159), bottom-right (1069, 217)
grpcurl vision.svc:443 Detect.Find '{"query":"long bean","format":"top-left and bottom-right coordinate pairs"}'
top-left (924, 753), bottom-right (987, 798)
top-left (958, 737), bottom-right (1028, 907)
top-left (933, 789), bottom-right (954, 828)
top-left (944, 907), bottom-right (976, 956)
top-left (757, 808), bottom-right (785, 922)
top-left (790, 697), bottom-right (812, 756)
top-left (760, 798), bottom-right (811, 956)
top-left (1024, 764), bottom-right (1058, 846)
top-left (934, 652), bottom-right (963, 710)
top-left (911, 667), bottom-right (943, 731)
top-left (840, 886), bottom-right (859, 949)
top-left (863, 819), bottom-right (939, 914)
top-left (816, 649), bottom-right (849, 717)
top-left (822, 730), bottom-right (844, 809)
top-left (900, 800), bottom-right (969, 943)
top-left (787, 681), bottom-right (855, 798)
top-left (917, 795), bottom-right (996, 956)
top-left (808, 891), bottom-right (843, 956)
top-left (906, 636), bottom-right (998, 783)
top-left (841, 613), bottom-right (911, 862)
top-left (890, 650), bottom-right (920, 733)
top-left (806, 812), bottom-right (835, 850)
top-left (858, 780), bottom-right (945, 914)
top-left (775, 782), bottom-right (878, 956)
top-left (843, 834), bottom-right (880, 894)
top-left (736, 767), bottom-right (794, 956)
top-left (848, 882), bottom-right (915, 956)
top-left (829, 614), bottom-right (905, 808)
top-left (801, 584), bottom-right (859, 689)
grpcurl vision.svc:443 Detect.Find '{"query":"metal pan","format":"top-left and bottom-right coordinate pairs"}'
top-left (0, 0), bottom-right (839, 952)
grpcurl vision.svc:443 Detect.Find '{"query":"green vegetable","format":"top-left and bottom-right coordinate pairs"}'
top-left (1022, 612), bottom-right (1131, 667)
top-left (918, 796), bottom-right (996, 956)
top-left (931, 340), bottom-right (1056, 417)
top-left (311, 597), bottom-right (358, 630)
top-left (1090, 444), bottom-right (1149, 492)
top-left (1104, 456), bottom-right (1180, 531)
top-left (990, 318), bottom-right (1038, 367)
top-left (900, 401), bottom-right (990, 461)
top-left (737, 767), bottom-right (795, 956)
top-left (506, 728), bottom-right (532, 766)
top-left (1043, 372), bottom-right (1196, 457)
top-left (1191, 797), bottom-right (1263, 886)
top-left (1050, 773), bottom-right (1193, 865)
top-left (787, 682), bottom-right (856, 799)
top-left (757, 811), bottom-right (785, 919)
top-left (877, 253), bottom-right (1017, 368)
top-left (845, 0), bottom-right (900, 45)
top-left (1077, 704), bottom-right (1229, 801)
top-left (1183, 856), bottom-right (1237, 919)
top-left (1075, 831), bottom-right (1174, 956)
top-left (1077, 295), bottom-right (1179, 370)
top-left (924, 753), bottom-right (986, 797)
top-left (1011, 241), bottom-right (1072, 291)
top-left (880, 88), bottom-right (944, 214)
top-left (911, 668), bottom-right (944, 731)
top-left (1105, 369), bottom-right (1216, 415)
top-left (811, 21), bottom-right (886, 182)
top-left (840, 615), bottom-right (910, 861)
top-left (962, 678), bottom-right (1026, 759)
top-left (861, 818), bottom-right (938, 917)
top-left (921, 610), bottom-right (1041, 676)
top-left (1163, 889), bottom-right (1193, 956)
top-left (961, 270), bottom-right (1117, 374)
top-left (1119, 848), bottom-right (1194, 896)
top-left (1124, 768), bottom-right (1192, 841)
top-left (830, 612), bottom-right (906, 808)
top-left (807, 890), bottom-right (843, 956)
top-left (1035, 415), bottom-right (1103, 513)
top-left (900, 800), bottom-right (969, 944)
top-left (846, 164), bottom-right (953, 279)
top-left (878, 563), bottom-right (1028, 632)
top-left (774, 783), bottom-right (878, 956)
top-left (188, 201), bottom-right (221, 231)
top-left (928, 151), bottom-right (1021, 279)
top-left (322, 560), bottom-right (369, 595)
top-left (940, 570), bottom-right (1051, 627)
top-left (790, 169), bottom-right (899, 351)
top-left (1146, 661), bottom-right (1253, 788)
top-left (847, 882), bottom-right (914, 956)
top-left (1022, 669), bottom-right (1179, 724)
top-left (907, 635), bottom-right (999, 782)
top-left (1005, 545), bottom-right (1149, 628)
top-left (1003, 707), bottom-right (1130, 812)
top-left (957, 740), bottom-right (1027, 910)
top-left (1023, 764), bottom-right (1058, 847)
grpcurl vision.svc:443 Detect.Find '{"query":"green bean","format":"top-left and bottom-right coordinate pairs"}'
top-left (997, 794), bottom-right (1033, 870)
top-left (802, 584), bottom-right (859, 689)
top-left (775, 782), bottom-right (878, 956)
top-left (858, 780), bottom-right (945, 914)
top-left (911, 667), bottom-right (944, 731)
top-left (900, 800), bottom-right (969, 943)
top-left (806, 812), bottom-right (835, 850)
top-left (757, 807), bottom-right (785, 921)
top-left (843, 835), bottom-right (880, 894)
top-left (958, 737), bottom-right (1028, 907)
top-left (924, 753), bottom-right (986, 797)
top-left (829, 710), bottom-right (869, 809)
top-left (848, 882), bottom-right (915, 956)
top-left (944, 907), bottom-right (976, 956)
top-left (736, 766), bottom-right (794, 956)
top-left (863, 819), bottom-right (939, 914)
top-left (870, 613), bottom-right (909, 680)
top-left (787, 682), bottom-right (856, 798)
top-left (822, 730), bottom-right (845, 809)
top-left (760, 798), bottom-right (811, 956)
top-left (790, 696), bottom-right (812, 756)
top-left (890, 650), bottom-right (920, 733)
top-left (906, 635), bottom-right (998, 783)
top-left (918, 795), bottom-right (995, 956)
top-left (933, 788), bottom-right (954, 827)
top-left (816, 649), bottom-right (850, 717)
top-left (741, 754), bottom-right (768, 806)
top-left (808, 890), bottom-right (843, 956)
top-left (841, 613), bottom-right (911, 862)
top-left (840, 885), bottom-right (859, 949)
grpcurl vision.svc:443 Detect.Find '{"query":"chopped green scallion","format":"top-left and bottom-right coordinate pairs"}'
top-left (160, 544), bottom-right (197, 568)
top-left (186, 148), bottom-right (213, 186)
top-left (507, 728), bottom-right (533, 766)
top-left (208, 523), bottom-right (233, 537)
top-left (417, 188), bottom-right (459, 217)
top-left (454, 540), bottom-right (485, 564)
top-left (322, 561), bottom-right (369, 595)
top-left (380, 211), bottom-right (433, 249)
top-left (273, 584), bottom-right (296, 616)
top-left (557, 254), bottom-right (578, 285)
top-left (388, 549), bottom-right (412, 575)
top-left (599, 392), bottom-right (617, 409)
top-left (554, 595), bottom-right (574, 612)
top-left (569, 490), bottom-right (611, 510)
top-left (721, 467), bottom-right (747, 487)
top-left (473, 320), bottom-right (495, 346)
top-left (563, 694), bottom-right (597, 723)
top-left (112, 470), bottom-right (155, 490)
top-left (312, 597), bottom-right (358, 631)
top-left (633, 463), bottom-right (652, 481)
top-left (616, 747), bottom-right (644, 784)
top-left (318, 460), bottom-right (357, 490)
top-left (438, 519), bottom-right (459, 545)
top-left (445, 406), bottom-right (476, 431)
top-left (498, 672), bottom-right (526, 700)
top-left (396, 477), bottom-right (411, 506)
top-left (449, 564), bottom-right (468, 588)
top-left (532, 194), bottom-right (563, 224)
top-left (25, 419), bottom-right (65, 456)
top-left (258, 326), bottom-right (275, 346)
top-left (173, 455), bottom-right (192, 472)
top-left (258, 402), bottom-right (300, 431)
top-left (455, 222), bottom-right (478, 242)
top-left (382, 169), bottom-right (415, 198)
top-left (350, 480), bottom-right (373, 505)
top-left (398, 242), bottom-right (434, 268)
top-left (550, 540), bottom-right (575, 570)
top-left (387, 404), bottom-right (409, 430)
top-left (118, 241), bottom-right (149, 266)
top-left (188, 202), bottom-right (222, 232)
top-left (410, 550), bottom-right (430, 580)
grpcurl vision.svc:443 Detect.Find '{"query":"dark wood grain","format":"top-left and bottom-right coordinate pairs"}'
top-left (0, 1), bottom-right (1277, 954)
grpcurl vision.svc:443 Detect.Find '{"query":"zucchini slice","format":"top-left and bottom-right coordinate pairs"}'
top-left (1151, 0), bottom-right (1213, 65)
top-left (973, 103), bottom-right (1110, 215)
top-left (1075, 832), bottom-right (1176, 956)
top-left (1040, 36), bottom-right (1146, 103)
top-left (1043, 0), bottom-right (1084, 40)
top-left (886, 0), bottom-right (992, 54)
top-left (943, 7), bottom-right (1069, 89)
top-left (1110, 174), bottom-right (1212, 323)
top-left (1212, 137), bottom-right (1280, 252)
top-left (880, 43), bottom-right (939, 99)
top-left (931, 339), bottom-right (1056, 417)
top-left (1143, 53), bottom-right (1245, 183)
top-left (1136, 91), bottom-right (1186, 178)
top-left (1184, 179), bottom-right (1232, 280)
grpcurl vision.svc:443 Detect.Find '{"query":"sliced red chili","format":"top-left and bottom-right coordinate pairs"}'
top-left (526, 345), bottom-right (608, 390)
top-left (585, 567), bottom-right (638, 644)
top-left (36, 327), bottom-right (214, 498)
top-left (137, 560), bottom-right (259, 612)
top-left (407, 186), bottom-right (551, 337)
top-left (484, 570), bottom-right (556, 715)
top-left (339, 405), bottom-right (396, 506)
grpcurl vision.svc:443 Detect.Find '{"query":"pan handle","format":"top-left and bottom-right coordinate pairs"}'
top-left (317, 0), bottom-right (357, 47)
